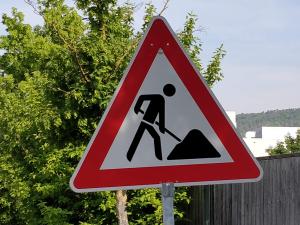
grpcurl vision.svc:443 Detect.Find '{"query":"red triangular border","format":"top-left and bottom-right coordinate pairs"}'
top-left (70, 17), bottom-right (263, 192)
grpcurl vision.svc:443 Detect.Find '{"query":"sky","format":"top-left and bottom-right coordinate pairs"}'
top-left (0, 0), bottom-right (299, 114)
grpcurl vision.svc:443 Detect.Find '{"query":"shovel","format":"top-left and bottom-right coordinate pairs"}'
top-left (138, 110), bottom-right (221, 160)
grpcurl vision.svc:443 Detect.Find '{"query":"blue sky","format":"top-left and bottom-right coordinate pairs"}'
top-left (1, 0), bottom-right (299, 113)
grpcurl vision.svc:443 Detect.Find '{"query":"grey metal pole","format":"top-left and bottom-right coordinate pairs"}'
top-left (161, 183), bottom-right (175, 225)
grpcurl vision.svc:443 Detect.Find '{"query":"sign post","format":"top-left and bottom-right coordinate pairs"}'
top-left (161, 183), bottom-right (175, 225)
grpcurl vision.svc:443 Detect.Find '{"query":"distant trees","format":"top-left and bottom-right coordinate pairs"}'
top-left (237, 108), bottom-right (300, 137)
top-left (267, 130), bottom-right (300, 155)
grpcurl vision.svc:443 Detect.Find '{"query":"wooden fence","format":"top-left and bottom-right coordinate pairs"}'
top-left (186, 153), bottom-right (300, 225)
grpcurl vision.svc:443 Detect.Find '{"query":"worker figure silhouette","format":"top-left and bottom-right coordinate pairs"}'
top-left (127, 84), bottom-right (176, 161)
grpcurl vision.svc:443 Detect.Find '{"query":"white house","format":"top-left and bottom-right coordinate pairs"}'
top-left (243, 127), bottom-right (300, 157)
top-left (225, 111), bottom-right (299, 157)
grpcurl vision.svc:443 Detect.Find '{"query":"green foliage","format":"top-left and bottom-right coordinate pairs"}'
top-left (267, 130), bottom-right (300, 155)
top-left (178, 13), bottom-right (225, 87)
top-left (0, 1), bottom-right (225, 224)
top-left (237, 108), bottom-right (300, 137)
top-left (127, 187), bottom-right (190, 225)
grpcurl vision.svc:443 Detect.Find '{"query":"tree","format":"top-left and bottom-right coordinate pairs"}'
top-left (237, 108), bottom-right (300, 137)
top-left (0, 0), bottom-right (225, 224)
top-left (267, 130), bottom-right (300, 155)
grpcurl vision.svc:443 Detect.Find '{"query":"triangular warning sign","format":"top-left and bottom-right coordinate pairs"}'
top-left (70, 17), bottom-right (263, 192)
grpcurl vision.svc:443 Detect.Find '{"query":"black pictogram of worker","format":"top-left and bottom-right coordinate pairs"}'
top-left (126, 84), bottom-right (176, 161)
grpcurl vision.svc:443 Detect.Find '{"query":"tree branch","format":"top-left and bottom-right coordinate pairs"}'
top-left (25, 0), bottom-right (90, 83)
top-left (111, 38), bottom-right (139, 78)
top-left (133, 2), bottom-right (144, 13)
top-left (48, 21), bottom-right (90, 83)
top-left (24, 0), bottom-right (41, 16)
top-left (158, 0), bottom-right (171, 16)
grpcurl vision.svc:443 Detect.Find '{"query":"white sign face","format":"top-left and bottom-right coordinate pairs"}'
top-left (101, 51), bottom-right (233, 170)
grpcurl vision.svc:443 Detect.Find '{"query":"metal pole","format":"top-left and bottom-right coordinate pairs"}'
top-left (161, 183), bottom-right (175, 225)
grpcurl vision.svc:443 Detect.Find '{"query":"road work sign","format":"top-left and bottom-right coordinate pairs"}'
top-left (70, 17), bottom-right (263, 192)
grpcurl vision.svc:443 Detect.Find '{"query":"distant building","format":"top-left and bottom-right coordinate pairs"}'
top-left (243, 127), bottom-right (300, 157)
top-left (225, 111), bottom-right (299, 157)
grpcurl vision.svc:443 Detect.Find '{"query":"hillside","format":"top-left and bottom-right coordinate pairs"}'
top-left (236, 108), bottom-right (300, 137)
